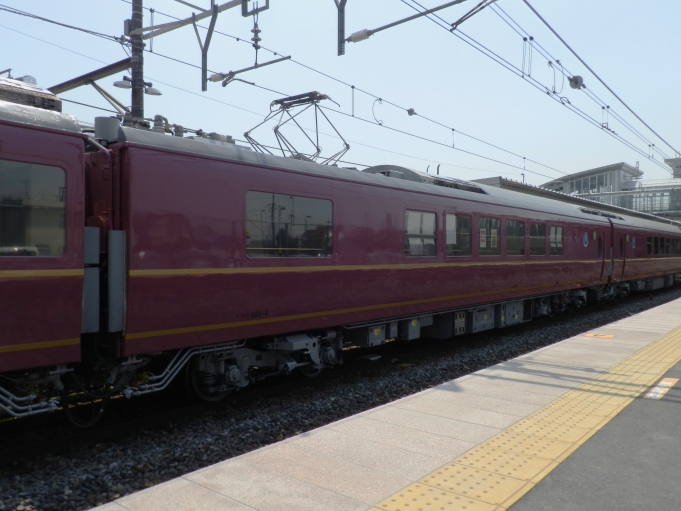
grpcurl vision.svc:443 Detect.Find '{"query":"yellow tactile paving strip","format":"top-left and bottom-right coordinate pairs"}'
top-left (371, 325), bottom-right (681, 511)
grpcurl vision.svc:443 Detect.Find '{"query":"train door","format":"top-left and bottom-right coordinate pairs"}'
top-left (607, 221), bottom-right (627, 282)
top-left (597, 229), bottom-right (608, 281)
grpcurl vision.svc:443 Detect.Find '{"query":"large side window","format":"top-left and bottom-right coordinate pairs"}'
top-left (445, 214), bottom-right (472, 256)
top-left (647, 237), bottom-right (653, 255)
top-left (653, 237), bottom-right (659, 255)
top-left (404, 210), bottom-right (437, 257)
top-left (550, 226), bottom-right (564, 256)
top-left (479, 217), bottom-right (501, 256)
top-left (245, 191), bottom-right (332, 258)
top-left (0, 159), bottom-right (66, 256)
top-left (529, 223), bottom-right (546, 256)
top-left (506, 220), bottom-right (525, 256)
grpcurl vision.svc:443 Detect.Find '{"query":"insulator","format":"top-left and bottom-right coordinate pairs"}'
top-left (251, 23), bottom-right (262, 48)
top-left (349, 29), bottom-right (372, 43)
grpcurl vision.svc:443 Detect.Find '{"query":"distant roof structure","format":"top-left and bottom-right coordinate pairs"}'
top-left (540, 162), bottom-right (642, 191)
top-left (472, 176), bottom-right (681, 227)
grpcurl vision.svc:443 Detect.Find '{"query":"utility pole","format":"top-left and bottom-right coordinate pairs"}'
top-left (130, 0), bottom-right (144, 121)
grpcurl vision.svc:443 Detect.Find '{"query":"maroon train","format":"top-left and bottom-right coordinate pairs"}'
top-left (1, 83), bottom-right (681, 422)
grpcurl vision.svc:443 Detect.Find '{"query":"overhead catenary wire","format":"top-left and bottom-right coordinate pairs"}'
top-left (321, 105), bottom-right (556, 180)
top-left (397, 0), bottom-right (673, 174)
top-left (116, 0), bottom-right (566, 177)
top-left (6, 2), bottom-right (665, 177)
top-left (2, 2), bottom-right (665, 176)
top-left (521, 0), bottom-right (679, 157)
top-left (5, 0), bottom-right (566, 179)
top-left (3, 1), bottom-right (670, 174)
top-left (397, 0), bottom-right (673, 170)
top-left (0, 24), bottom-right (522, 178)
top-left (489, 3), bottom-right (672, 161)
top-left (0, 3), bottom-right (122, 42)
top-left (0, 0), bottom-right (562, 178)
top-left (61, 98), bottom-right (118, 113)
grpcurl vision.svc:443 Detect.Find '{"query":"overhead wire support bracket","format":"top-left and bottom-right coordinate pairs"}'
top-left (192, 3), bottom-right (219, 91)
top-left (129, 0), bottom-right (240, 40)
top-left (242, 0), bottom-right (269, 17)
top-left (345, 0), bottom-right (469, 46)
top-left (209, 55), bottom-right (291, 86)
top-left (87, 80), bottom-right (131, 115)
top-left (334, 0), bottom-right (348, 56)
top-left (450, 0), bottom-right (498, 32)
top-left (48, 58), bottom-right (132, 95)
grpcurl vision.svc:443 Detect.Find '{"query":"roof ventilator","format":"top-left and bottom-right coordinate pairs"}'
top-left (577, 206), bottom-right (625, 221)
top-left (362, 165), bottom-right (487, 194)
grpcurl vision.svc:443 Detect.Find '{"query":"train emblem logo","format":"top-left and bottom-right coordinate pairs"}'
top-left (582, 232), bottom-right (589, 247)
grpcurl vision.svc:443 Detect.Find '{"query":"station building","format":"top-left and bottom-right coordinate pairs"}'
top-left (538, 160), bottom-right (681, 220)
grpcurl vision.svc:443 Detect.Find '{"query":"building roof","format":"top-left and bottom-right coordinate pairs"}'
top-left (472, 176), bottom-right (681, 227)
top-left (635, 178), bottom-right (681, 190)
top-left (540, 162), bottom-right (643, 189)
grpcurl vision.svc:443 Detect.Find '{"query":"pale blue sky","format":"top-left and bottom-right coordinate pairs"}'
top-left (2, 0), bottom-right (679, 186)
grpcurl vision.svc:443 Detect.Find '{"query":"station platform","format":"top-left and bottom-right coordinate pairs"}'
top-left (94, 298), bottom-right (681, 511)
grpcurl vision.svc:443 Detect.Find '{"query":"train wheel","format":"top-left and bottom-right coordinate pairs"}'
top-left (186, 358), bottom-right (233, 402)
top-left (298, 365), bottom-right (323, 378)
top-left (61, 387), bottom-right (109, 428)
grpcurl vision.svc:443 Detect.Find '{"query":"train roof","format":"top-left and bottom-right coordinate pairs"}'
top-left (0, 99), bottom-right (679, 235)
top-left (117, 126), bottom-right (681, 235)
top-left (0, 99), bottom-right (82, 134)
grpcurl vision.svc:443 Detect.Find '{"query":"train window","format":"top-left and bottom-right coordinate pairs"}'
top-left (445, 214), bottom-right (472, 256)
top-left (653, 237), bottom-right (659, 255)
top-left (665, 238), bottom-right (671, 255)
top-left (647, 237), bottom-right (653, 255)
top-left (597, 236), bottom-right (603, 258)
top-left (404, 210), bottom-right (437, 257)
top-left (619, 239), bottom-right (624, 258)
top-left (0, 159), bottom-right (65, 257)
top-left (660, 237), bottom-right (665, 255)
top-left (245, 191), bottom-right (332, 258)
top-left (529, 223), bottom-right (546, 256)
top-left (479, 217), bottom-right (501, 256)
top-left (506, 220), bottom-right (525, 256)
top-left (550, 226), bottom-right (564, 256)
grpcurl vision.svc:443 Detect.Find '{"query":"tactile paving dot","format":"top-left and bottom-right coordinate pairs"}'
top-left (538, 400), bottom-right (619, 418)
top-left (453, 447), bottom-right (552, 480)
top-left (507, 418), bottom-right (590, 443)
top-left (375, 483), bottom-right (496, 511)
top-left (529, 409), bottom-right (606, 429)
top-left (419, 464), bottom-right (525, 505)
top-left (485, 431), bottom-right (572, 460)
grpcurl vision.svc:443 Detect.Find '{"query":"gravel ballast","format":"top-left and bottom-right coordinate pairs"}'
top-left (2, 288), bottom-right (681, 511)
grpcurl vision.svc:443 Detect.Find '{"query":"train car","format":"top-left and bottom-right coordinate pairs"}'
top-left (1, 82), bottom-right (681, 423)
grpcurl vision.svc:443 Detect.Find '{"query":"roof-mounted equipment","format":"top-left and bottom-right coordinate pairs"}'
top-left (244, 91), bottom-right (350, 166)
top-left (362, 165), bottom-right (487, 194)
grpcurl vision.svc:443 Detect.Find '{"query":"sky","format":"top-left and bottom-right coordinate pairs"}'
top-left (1, 0), bottom-right (679, 187)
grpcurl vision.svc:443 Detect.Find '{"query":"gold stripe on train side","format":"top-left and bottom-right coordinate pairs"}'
top-left (0, 269), bottom-right (84, 278)
top-left (128, 260), bottom-right (600, 277)
top-left (126, 280), bottom-right (594, 341)
top-left (0, 338), bottom-right (80, 354)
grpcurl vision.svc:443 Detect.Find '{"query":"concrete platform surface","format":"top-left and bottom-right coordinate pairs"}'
top-left (92, 298), bottom-right (681, 511)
